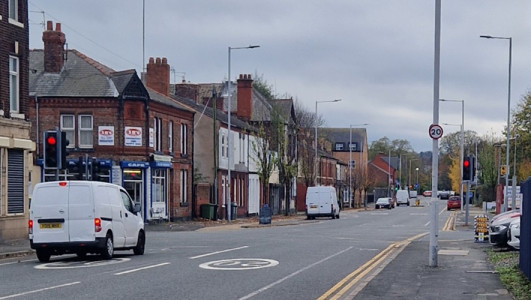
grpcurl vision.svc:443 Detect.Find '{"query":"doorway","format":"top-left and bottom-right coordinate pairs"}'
top-left (123, 169), bottom-right (144, 220)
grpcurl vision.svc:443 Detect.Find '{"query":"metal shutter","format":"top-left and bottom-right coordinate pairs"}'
top-left (8, 149), bottom-right (24, 214)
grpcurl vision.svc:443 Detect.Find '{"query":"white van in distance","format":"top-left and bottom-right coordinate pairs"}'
top-left (29, 181), bottom-right (145, 262)
top-left (395, 190), bottom-right (410, 206)
top-left (305, 186), bottom-right (340, 219)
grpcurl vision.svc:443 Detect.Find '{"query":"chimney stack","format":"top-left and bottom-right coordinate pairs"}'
top-left (236, 74), bottom-right (253, 121)
top-left (145, 57), bottom-right (170, 96)
top-left (42, 21), bottom-right (66, 73)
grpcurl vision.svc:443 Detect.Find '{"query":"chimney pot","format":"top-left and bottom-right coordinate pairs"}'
top-left (56, 23), bottom-right (61, 32)
top-left (46, 20), bottom-right (52, 30)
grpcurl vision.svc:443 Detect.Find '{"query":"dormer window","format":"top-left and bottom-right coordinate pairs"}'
top-left (335, 143), bottom-right (344, 151)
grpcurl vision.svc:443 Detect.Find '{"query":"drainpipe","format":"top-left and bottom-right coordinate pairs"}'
top-left (34, 94), bottom-right (40, 157)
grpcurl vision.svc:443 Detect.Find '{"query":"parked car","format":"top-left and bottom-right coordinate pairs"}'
top-left (447, 196), bottom-right (461, 211)
top-left (375, 197), bottom-right (393, 209)
top-left (423, 191), bottom-right (432, 197)
top-left (488, 211), bottom-right (520, 247)
top-left (507, 218), bottom-right (520, 250)
top-left (438, 191), bottom-right (450, 200)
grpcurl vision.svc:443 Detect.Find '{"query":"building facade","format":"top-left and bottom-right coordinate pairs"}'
top-left (0, 0), bottom-right (34, 241)
top-left (29, 22), bottom-right (194, 222)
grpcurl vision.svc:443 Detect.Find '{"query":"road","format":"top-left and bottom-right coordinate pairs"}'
top-left (0, 197), bottom-right (450, 300)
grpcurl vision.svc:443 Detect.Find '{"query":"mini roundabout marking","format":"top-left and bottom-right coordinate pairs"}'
top-left (199, 258), bottom-right (279, 271)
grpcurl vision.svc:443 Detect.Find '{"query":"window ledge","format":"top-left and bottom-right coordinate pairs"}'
top-left (180, 202), bottom-right (188, 207)
top-left (8, 18), bottom-right (24, 28)
top-left (10, 113), bottom-right (25, 119)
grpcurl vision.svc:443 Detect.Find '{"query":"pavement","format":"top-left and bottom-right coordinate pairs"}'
top-left (0, 207), bottom-right (515, 299)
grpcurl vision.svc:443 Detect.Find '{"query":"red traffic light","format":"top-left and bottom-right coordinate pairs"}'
top-left (463, 160), bottom-right (470, 167)
top-left (47, 136), bottom-right (57, 145)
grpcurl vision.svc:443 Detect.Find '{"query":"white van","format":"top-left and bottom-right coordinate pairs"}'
top-left (395, 190), bottom-right (410, 206)
top-left (29, 181), bottom-right (145, 262)
top-left (305, 186), bottom-right (340, 219)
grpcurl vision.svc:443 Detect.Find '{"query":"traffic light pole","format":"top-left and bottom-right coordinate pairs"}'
top-left (465, 180), bottom-right (470, 226)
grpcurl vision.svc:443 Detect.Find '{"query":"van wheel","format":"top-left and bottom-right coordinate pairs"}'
top-left (331, 212), bottom-right (336, 219)
top-left (133, 231), bottom-right (145, 255)
top-left (36, 249), bottom-right (51, 262)
top-left (101, 234), bottom-right (114, 260)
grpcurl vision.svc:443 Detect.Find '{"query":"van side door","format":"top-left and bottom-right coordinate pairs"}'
top-left (120, 190), bottom-right (140, 247)
top-left (96, 186), bottom-right (126, 248)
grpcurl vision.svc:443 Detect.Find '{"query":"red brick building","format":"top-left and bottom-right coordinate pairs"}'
top-left (369, 153), bottom-right (398, 190)
top-left (0, 0), bottom-right (34, 241)
top-left (29, 21), bottom-right (194, 222)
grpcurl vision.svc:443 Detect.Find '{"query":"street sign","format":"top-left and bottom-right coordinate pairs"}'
top-left (429, 124), bottom-right (443, 140)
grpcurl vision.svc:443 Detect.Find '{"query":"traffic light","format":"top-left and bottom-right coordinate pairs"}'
top-left (462, 156), bottom-right (472, 181)
top-left (59, 131), bottom-right (69, 169)
top-left (500, 165), bottom-right (507, 176)
top-left (43, 131), bottom-right (58, 168)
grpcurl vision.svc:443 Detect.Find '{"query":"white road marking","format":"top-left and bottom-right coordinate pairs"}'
top-left (114, 262), bottom-right (170, 275)
top-left (0, 282), bottom-right (80, 299)
top-left (238, 247), bottom-right (353, 300)
top-left (189, 246), bottom-right (249, 260)
top-left (35, 257), bottom-right (130, 269)
top-left (199, 258), bottom-right (279, 270)
top-left (0, 258), bottom-right (35, 267)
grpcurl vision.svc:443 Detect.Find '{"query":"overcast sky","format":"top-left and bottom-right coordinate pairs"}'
top-left (27, 1), bottom-right (531, 152)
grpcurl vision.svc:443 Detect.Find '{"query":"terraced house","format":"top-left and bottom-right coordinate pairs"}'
top-left (29, 21), bottom-right (195, 223)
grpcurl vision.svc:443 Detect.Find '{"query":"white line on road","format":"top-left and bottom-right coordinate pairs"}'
top-left (238, 247), bottom-right (353, 300)
top-left (114, 262), bottom-right (170, 275)
top-left (0, 258), bottom-right (35, 267)
top-left (189, 246), bottom-right (249, 260)
top-left (0, 282), bottom-right (80, 299)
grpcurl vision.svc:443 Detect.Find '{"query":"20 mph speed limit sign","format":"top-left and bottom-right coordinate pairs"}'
top-left (429, 124), bottom-right (443, 140)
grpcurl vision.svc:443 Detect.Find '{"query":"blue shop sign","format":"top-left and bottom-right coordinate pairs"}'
top-left (121, 161), bottom-right (149, 169)
top-left (150, 161), bottom-right (172, 168)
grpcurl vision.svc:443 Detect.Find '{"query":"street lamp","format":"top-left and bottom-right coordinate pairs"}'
top-left (415, 167), bottom-right (419, 191)
top-left (408, 158), bottom-right (418, 189)
top-left (440, 99), bottom-right (465, 211)
top-left (480, 35), bottom-right (512, 213)
top-left (314, 99), bottom-right (341, 186)
top-left (349, 123), bottom-right (369, 208)
top-left (226, 45), bottom-right (259, 221)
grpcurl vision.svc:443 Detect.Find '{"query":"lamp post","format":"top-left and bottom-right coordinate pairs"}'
top-left (415, 167), bottom-right (419, 192)
top-left (349, 123), bottom-right (369, 208)
top-left (408, 158), bottom-right (418, 190)
top-left (314, 99), bottom-right (341, 186)
top-left (512, 135), bottom-right (518, 210)
top-left (226, 45), bottom-right (259, 221)
top-left (480, 35), bottom-right (512, 213)
top-left (440, 99), bottom-right (465, 211)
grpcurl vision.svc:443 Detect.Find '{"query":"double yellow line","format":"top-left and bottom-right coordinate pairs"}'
top-left (318, 232), bottom-right (427, 300)
top-left (442, 211), bottom-right (457, 231)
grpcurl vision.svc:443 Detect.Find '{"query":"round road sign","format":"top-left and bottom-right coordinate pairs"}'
top-left (429, 124), bottom-right (443, 140)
